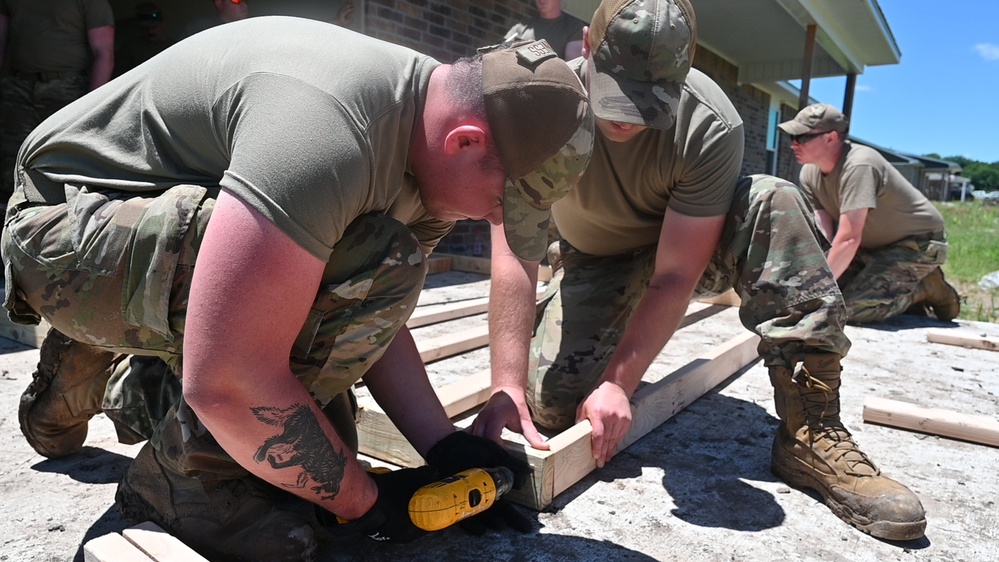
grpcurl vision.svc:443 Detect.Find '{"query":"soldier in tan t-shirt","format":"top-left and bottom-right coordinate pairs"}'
top-left (474, 0), bottom-right (926, 542)
top-left (779, 103), bottom-right (960, 324)
top-left (5, 19), bottom-right (594, 559)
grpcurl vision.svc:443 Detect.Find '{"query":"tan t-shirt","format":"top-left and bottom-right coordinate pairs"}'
top-left (18, 17), bottom-right (452, 260)
top-left (798, 142), bottom-right (944, 248)
top-left (0, 0), bottom-right (114, 73)
top-left (552, 64), bottom-right (745, 256)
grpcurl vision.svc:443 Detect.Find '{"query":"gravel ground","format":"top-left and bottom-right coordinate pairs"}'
top-left (1, 272), bottom-right (997, 561)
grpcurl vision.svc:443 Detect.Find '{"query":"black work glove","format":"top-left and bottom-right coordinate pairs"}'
top-left (426, 431), bottom-right (532, 488)
top-left (317, 465), bottom-right (441, 543)
top-left (425, 431), bottom-right (535, 535)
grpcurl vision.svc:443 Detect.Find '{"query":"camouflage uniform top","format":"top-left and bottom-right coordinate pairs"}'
top-left (16, 17), bottom-right (452, 260)
top-left (798, 142), bottom-right (945, 249)
top-left (550, 63), bottom-right (744, 256)
top-left (503, 12), bottom-right (585, 59)
top-left (0, 0), bottom-right (114, 74)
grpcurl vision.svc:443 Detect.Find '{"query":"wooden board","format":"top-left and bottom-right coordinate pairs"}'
top-left (83, 522), bottom-right (210, 562)
top-left (407, 288), bottom-right (546, 330)
top-left (358, 308), bottom-right (760, 510)
top-left (357, 301), bottom-right (726, 468)
top-left (926, 329), bottom-right (999, 352)
top-left (863, 396), bottom-right (999, 448)
top-left (83, 533), bottom-right (154, 562)
top-left (505, 331), bottom-right (760, 508)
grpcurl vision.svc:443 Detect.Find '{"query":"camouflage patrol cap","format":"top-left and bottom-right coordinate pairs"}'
top-left (587, 0), bottom-right (697, 129)
top-left (482, 40), bottom-right (595, 261)
top-left (778, 103), bottom-right (849, 136)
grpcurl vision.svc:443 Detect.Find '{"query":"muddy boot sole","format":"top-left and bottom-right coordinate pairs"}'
top-left (772, 446), bottom-right (927, 541)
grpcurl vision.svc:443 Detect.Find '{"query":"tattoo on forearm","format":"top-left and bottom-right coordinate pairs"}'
top-left (251, 404), bottom-right (348, 500)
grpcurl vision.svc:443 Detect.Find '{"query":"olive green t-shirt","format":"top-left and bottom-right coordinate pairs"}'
top-left (798, 142), bottom-right (944, 249)
top-left (552, 64), bottom-right (745, 256)
top-left (0, 0), bottom-right (114, 73)
top-left (18, 17), bottom-right (452, 260)
top-left (503, 13), bottom-right (585, 59)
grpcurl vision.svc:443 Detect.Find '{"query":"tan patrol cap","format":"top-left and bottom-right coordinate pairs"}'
top-left (778, 103), bottom-right (849, 136)
top-left (481, 40), bottom-right (594, 261)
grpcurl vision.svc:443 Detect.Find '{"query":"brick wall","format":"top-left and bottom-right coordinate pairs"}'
top-left (364, 0), bottom-right (535, 62)
top-left (359, 3), bottom-right (796, 256)
top-left (775, 104), bottom-right (801, 183)
top-left (691, 48), bottom-right (772, 178)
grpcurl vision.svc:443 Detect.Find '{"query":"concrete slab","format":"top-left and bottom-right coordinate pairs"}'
top-left (1, 271), bottom-right (996, 561)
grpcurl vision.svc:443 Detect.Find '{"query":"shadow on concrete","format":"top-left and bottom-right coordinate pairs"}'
top-left (852, 312), bottom-right (957, 332)
top-left (320, 528), bottom-right (663, 562)
top-left (0, 336), bottom-right (33, 356)
top-left (74, 505), bottom-right (129, 562)
top-left (31, 446), bottom-right (132, 484)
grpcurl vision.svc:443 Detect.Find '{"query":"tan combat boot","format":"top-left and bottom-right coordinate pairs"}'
top-left (914, 267), bottom-right (961, 321)
top-left (116, 442), bottom-right (318, 562)
top-left (769, 354), bottom-right (926, 541)
top-left (18, 329), bottom-right (126, 458)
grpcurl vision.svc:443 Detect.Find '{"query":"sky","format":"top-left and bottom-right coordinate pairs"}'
top-left (795, 0), bottom-right (999, 163)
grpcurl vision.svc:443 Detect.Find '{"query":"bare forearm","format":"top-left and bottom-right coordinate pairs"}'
top-left (364, 326), bottom-right (455, 457)
top-left (187, 373), bottom-right (377, 520)
top-left (87, 26), bottom-right (114, 90)
top-left (599, 274), bottom-right (694, 396)
top-left (488, 228), bottom-right (540, 391)
top-left (826, 229), bottom-right (862, 279)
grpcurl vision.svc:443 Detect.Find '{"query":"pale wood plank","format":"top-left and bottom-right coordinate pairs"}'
top-left (926, 329), bottom-right (999, 352)
top-left (359, 331), bottom-right (760, 510)
top-left (83, 533), bottom-right (154, 562)
top-left (863, 396), bottom-right (999, 448)
top-left (407, 297), bottom-right (490, 329)
top-left (426, 256), bottom-right (452, 275)
top-left (408, 288), bottom-right (546, 329)
top-left (436, 368), bottom-right (491, 418)
top-left (442, 254), bottom-right (491, 275)
top-left (542, 331), bottom-right (761, 503)
top-left (359, 301), bottom-right (722, 468)
top-left (123, 522), bottom-right (210, 562)
top-left (416, 324), bottom-right (490, 363)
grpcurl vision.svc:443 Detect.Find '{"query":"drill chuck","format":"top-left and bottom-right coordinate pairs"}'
top-left (408, 466), bottom-right (515, 531)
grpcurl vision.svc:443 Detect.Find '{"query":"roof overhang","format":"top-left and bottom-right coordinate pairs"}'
top-left (564, 0), bottom-right (900, 84)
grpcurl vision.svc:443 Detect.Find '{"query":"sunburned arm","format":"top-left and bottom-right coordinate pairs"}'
top-left (363, 325), bottom-right (457, 457)
top-left (824, 207), bottom-right (868, 279)
top-left (183, 190), bottom-right (377, 520)
top-left (581, 208), bottom-right (726, 467)
top-left (815, 209), bottom-right (836, 243)
top-left (469, 223), bottom-right (549, 449)
top-left (86, 25), bottom-right (114, 90)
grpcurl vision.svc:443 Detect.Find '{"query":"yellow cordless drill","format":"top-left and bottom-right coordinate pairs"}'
top-left (407, 466), bottom-right (515, 531)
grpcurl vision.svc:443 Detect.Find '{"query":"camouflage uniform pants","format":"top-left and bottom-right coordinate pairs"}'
top-left (2, 174), bottom-right (427, 477)
top-left (839, 233), bottom-right (948, 324)
top-left (528, 175), bottom-right (851, 430)
top-left (0, 75), bottom-right (89, 207)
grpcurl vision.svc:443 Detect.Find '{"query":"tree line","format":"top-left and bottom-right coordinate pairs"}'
top-left (928, 155), bottom-right (999, 191)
